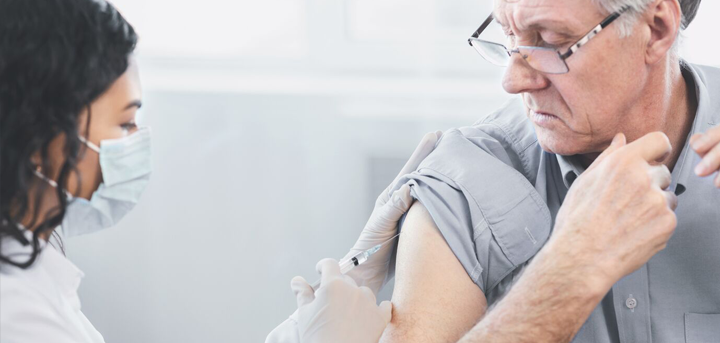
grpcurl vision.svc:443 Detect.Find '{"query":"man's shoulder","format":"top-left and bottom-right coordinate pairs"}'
top-left (465, 98), bottom-right (538, 153)
top-left (689, 62), bottom-right (720, 83)
top-left (442, 98), bottom-right (542, 183)
top-left (687, 62), bottom-right (720, 123)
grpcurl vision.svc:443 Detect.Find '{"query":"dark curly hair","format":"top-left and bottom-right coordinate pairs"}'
top-left (0, 0), bottom-right (137, 268)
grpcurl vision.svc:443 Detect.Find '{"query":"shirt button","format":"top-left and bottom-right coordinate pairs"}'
top-left (626, 297), bottom-right (638, 309)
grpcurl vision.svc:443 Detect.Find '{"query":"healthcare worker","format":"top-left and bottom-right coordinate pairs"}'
top-left (265, 131), bottom-right (441, 343)
top-left (0, 1), bottom-right (438, 342)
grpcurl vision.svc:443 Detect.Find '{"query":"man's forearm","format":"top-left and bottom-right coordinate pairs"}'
top-left (458, 242), bottom-right (610, 343)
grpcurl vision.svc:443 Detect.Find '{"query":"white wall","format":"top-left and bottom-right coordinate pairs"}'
top-left (64, 1), bottom-right (718, 342)
top-left (680, 1), bottom-right (720, 67)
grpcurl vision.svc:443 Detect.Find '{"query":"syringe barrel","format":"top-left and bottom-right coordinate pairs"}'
top-left (339, 257), bottom-right (357, 274)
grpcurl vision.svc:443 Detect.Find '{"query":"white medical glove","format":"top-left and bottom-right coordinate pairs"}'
top-left (265, 311), bottom-right (301, 343)
top-left (293, 259), bottom-right (392, 343)
top-left (344, 131), bottom-right (443, 294)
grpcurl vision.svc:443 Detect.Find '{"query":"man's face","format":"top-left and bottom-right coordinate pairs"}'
top-left (495, 0), bottom-right (648, 156)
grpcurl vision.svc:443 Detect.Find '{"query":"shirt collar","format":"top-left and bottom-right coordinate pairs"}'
top-left (669, 62), bottom-right (718, 196)
top-left (556, 153), bottom-right (585, 188)
top-left (41, 243), bottom-right (84, 301)
top-left (555, 62), bottom-right (717, 193)
top-left (1, 229), bottom-right (84, 299)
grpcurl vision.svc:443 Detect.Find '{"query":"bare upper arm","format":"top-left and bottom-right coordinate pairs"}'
top-left (380, 201), bottom-right (487, 343)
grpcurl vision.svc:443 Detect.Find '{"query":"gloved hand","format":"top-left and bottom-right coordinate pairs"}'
top-left (293, 259), bottom-right (392, 343)
top-left (343, 131), bottom-right (443, 294)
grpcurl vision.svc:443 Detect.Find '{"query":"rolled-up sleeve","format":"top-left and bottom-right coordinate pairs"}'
top-left (395, 128), bottom-right (552, 294)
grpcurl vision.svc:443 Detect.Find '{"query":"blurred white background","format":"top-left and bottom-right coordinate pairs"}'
top-left (64, 1), bottom-right (719, 342)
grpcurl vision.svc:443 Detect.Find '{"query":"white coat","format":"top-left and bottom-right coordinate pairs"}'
top-left (0, 232), bottom-right (105, 343)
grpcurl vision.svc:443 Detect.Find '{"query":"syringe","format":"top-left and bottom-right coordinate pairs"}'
top-left (310, 232), bottom-right (401, 291)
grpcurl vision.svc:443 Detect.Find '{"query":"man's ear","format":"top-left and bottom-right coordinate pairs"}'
top-left (644, 0), bottom-right (682, 65)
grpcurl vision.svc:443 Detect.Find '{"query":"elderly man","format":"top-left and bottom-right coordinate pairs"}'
top-left (270, 0), bottom-right (720, 342)
top-left (377, 0), bottom-right (720, 343)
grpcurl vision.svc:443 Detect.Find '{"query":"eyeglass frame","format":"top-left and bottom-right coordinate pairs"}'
top-left (467, 7), bottom-right (629, 74)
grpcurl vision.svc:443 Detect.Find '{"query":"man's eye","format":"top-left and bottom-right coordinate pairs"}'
top-left (547, 41), bottom-right (572, 50)
top-left (542, 33), bottom-right (573, 49)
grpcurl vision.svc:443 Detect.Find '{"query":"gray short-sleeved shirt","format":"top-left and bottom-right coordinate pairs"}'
top-left (394, 62), bottom-right (720, 343)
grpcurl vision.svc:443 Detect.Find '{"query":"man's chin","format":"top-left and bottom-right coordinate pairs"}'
top-left (536, 134), bottom-right (584, 156)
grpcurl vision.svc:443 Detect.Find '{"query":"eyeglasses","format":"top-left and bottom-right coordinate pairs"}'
top-left (468, 7), bottom-right (628, 74)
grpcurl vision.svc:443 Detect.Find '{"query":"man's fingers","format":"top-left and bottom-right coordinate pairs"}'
top-left (625, 132), bottom-right (672, 163)
top-left (689, 133), bottom-right (704, 155)
top-left (649, 165), bottom-right (672, 190)
top-left (587, 133), bottom-right (626, 173)
top-left (664, 190), bottom-right (678, 211)
top-left (291, 276), bottom-right (315, 307)
top-left (316, 258), bottom-right (343, 286)
top-left (691, 125), bottom-right (720, 156)
top-left (694, 141), bottom-right (720, 177)
top-left (686, 124), bottom-right (720, 185)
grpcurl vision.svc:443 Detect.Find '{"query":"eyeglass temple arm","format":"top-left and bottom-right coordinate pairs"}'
top-left (598, 7), bottom-right (627, 29)
top-left (468, 14), bottom-right (495, 46)
top-left (559, 6), bottom-right (629, 59)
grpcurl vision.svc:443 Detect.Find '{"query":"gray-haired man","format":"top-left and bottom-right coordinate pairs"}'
top-left (382, 0), bottom-right (720, 343)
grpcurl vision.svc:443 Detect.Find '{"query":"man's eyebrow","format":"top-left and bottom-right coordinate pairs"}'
top-left (526, 20), bottom-right (576, 35)
top-left (124, 100), bottom-right (142, 110)
top-left (493, 11), bottom-right (576, 36)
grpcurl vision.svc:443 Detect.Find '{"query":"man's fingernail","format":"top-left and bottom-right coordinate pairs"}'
top-left (611, 133), bottom-right (625, 147)
top-left (695, 161), bottom-right (708, 175)
top-left (692, 136), bottom-right (705, 150)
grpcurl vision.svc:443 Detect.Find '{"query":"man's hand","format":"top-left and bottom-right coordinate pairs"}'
top-left (292, 259), bottom-right (392, 343)
top-left (343, 131), bottom-right (443, 294)
top-left (690, 124), bottom-right (720, 187)
top-left (550, 132), bottom-right (678, 292)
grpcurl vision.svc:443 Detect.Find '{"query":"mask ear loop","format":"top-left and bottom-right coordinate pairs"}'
top-left (32, 167), bottom-right (73, 199)
top-left (77, 135), bottom-right (101, 153)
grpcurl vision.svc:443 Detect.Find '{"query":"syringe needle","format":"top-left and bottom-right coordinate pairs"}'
top-left (310, 232), bottom-right (402, 292)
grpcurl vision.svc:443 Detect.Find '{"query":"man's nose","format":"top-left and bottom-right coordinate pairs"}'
top-left (502, 53), bottom-right (550, 94)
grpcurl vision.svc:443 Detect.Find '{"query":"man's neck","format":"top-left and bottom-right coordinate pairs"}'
top-left (579, 60), bottom-right (697, 171)
top-left (660, 62), bottom-right (697, 171)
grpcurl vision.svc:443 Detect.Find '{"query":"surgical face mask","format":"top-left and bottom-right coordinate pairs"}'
top-left (36, 127), bottom-right (152, 237)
